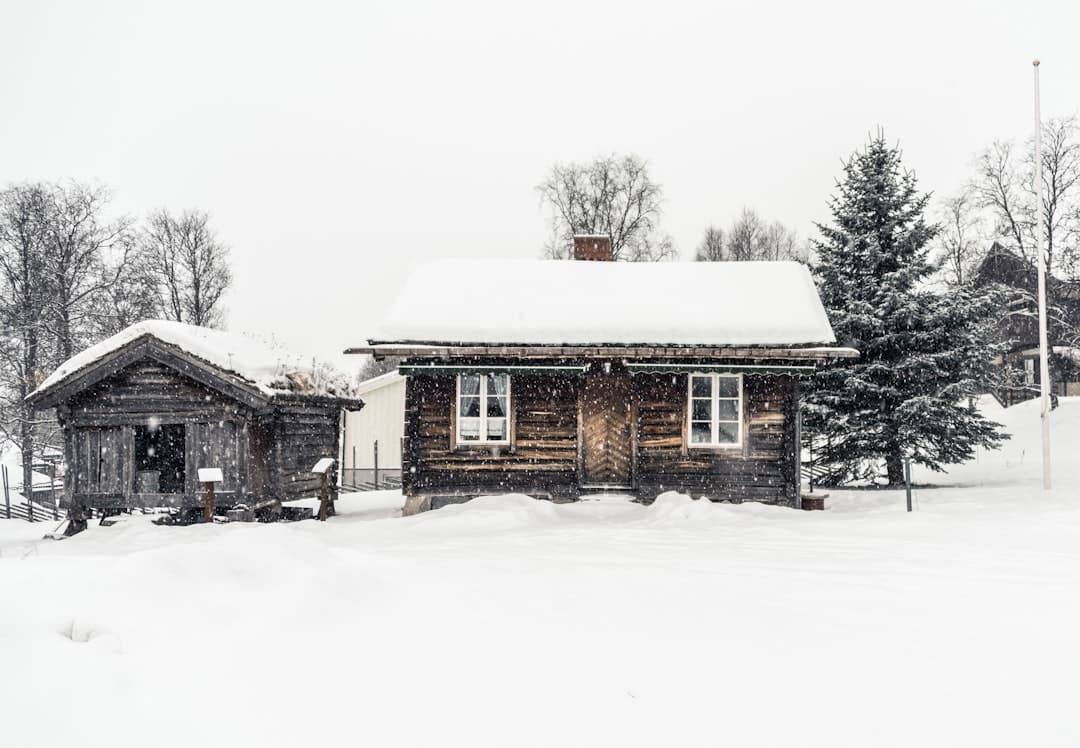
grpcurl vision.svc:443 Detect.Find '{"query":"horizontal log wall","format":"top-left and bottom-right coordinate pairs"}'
top-left (635, 373), bottom-right (797, 506)
top-left (67, 360), bottom-right (242, 422)
top-left (405, 371), bottom-right (798, 507)
top-left (405, 374), bottom-right (579, 497)
top-left (272, 401), bottom-right (342, 500)
top-left (61, 360), bottom-right (345, 506)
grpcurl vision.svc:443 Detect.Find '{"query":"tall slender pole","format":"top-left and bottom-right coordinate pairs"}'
top-left (1034, 59), bottom-right (1052, 490)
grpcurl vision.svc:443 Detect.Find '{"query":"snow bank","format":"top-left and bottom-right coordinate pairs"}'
top-left (4, 402), bottom-right (1080, 747)
top-left (371, 259), bottom-right (837, 346)
top-left (32, 320), bottom-right (357, 400)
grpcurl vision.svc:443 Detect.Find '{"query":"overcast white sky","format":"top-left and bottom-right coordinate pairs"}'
top-left (3, 0), bottom-right (1079, 370)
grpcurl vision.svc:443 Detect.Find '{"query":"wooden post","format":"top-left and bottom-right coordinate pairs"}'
top-left (204, 481), bottom-right (215, 523)
top-left (312, 457), bottom-right (335, 521)
top-left (904, 458), bottom-right (913, 513)
top-left (373, 440), bottom-right (379, 490)
top-left (317, 472), bottom-right (329, 521)
top-left (3, 464), bottom-right (9, 520)
top-left (50, 461), bottom-right (58, 520)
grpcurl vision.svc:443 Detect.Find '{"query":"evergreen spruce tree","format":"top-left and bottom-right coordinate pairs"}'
top-left (804, 134), bottom-right (1007, 485)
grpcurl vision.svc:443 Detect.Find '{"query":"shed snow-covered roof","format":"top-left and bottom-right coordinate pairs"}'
top-left (31, 320), bottom-right (355, 403)
top-left (354, 370), bottom-right (405, 396)
top-left (370, 259), bottom-right (836, 347)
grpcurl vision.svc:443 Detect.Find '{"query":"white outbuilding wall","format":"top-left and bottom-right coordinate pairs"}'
top-left (342, 371), bottom-right (405, 470)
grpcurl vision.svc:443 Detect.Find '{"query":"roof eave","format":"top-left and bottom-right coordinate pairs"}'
top-left (346, 343), bottom-right (860, 362)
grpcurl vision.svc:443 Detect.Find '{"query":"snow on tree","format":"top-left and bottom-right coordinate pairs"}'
top-left (803, 133), bottom-right (1008, 485)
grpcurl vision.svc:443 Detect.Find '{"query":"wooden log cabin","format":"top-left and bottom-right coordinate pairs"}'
top-left (26, 321), bottom-right (363, 520)
top-left (349, 236), bottom-right (857, 513)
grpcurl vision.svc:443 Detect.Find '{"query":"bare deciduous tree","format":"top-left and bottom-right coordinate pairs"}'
top-left (0, 184), bottom-right (53, 503)
top-left (356, 355), bottom-right (401, 382)
top-left (694, 225), bottom-right (725, 261)
top-left (537, 154), bottom-right (676, 261)
top-left (974, 116), bottom-right (1080, 277)
top-left (41, 183), bottom-right (135, 360)
top-left (141, 209), bottom-right (232, 327)
top-left (695, 208), bottom-right (805, 263)
top-left (936, 186), bottom-right (986, 287)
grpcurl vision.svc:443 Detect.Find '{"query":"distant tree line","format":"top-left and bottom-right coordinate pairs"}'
top-left (0, 180), bottom-right (232, 497)
top-left (693, 208), bottom-right (806, 263)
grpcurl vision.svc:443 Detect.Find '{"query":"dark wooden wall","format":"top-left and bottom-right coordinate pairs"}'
top-left (273, 399), bottom-right (343, 500)
top-left (634, 373), bottom-right (798, 506)
top-left (403, 374), bottom-right (580, 499)
top-left (67, 360), bottom-right (242, 424)
top-left (404, 370), bottom-right (799, 508)
top-left (59, 359), bottom-right (344, 508)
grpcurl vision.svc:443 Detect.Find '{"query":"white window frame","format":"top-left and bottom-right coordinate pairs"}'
top-left (687, 373), bottom-right (743, 449)
top-left (455, 373), bottom-right (512, 446)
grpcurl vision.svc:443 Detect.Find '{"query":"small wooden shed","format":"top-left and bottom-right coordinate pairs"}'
top-left (348, 236), bottom-right (857, 513)
top-left (27, 321), bottom-right (363, 515)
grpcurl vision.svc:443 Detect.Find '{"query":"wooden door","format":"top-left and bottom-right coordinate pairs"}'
top-left (580, 374), bottom-right (634, 487)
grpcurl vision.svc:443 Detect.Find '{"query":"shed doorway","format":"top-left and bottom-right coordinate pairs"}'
top-left (580, 373), bottom-right (634, 488)
top-left (134, 423), bottom-right (186, 494)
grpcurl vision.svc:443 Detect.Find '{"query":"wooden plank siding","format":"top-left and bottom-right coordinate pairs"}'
top-left (405, 369), bottom-right (799, 508)
top-left (273, 400), bottom-right (343, 500)
top-left (67, 360), bottom-right (243, 423)
top-left (634, 373), bottom-right (797, 505)
top-left (55, 358), bottom-right (348, 510)
top-left (405, 374), bottom-right (581, 500)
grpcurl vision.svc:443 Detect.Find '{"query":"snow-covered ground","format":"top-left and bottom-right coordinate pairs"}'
top-left (2, 398), bottom-right (1079, 747)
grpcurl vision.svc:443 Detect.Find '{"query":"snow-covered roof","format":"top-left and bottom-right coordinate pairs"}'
top-left (355, 370), bottom-right (405, 396)
top-left (370, 260), bottom-right (837, 347)
top-left (32, 320), bottom-right (357, 401)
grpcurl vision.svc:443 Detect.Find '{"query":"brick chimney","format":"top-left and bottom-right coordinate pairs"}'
top-left (573, 234), bottom-right (612, 261)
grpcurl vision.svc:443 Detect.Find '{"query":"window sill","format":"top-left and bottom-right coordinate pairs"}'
top-left (452, 444), bottom-right (514, 456)
top-left (687, 443), bottom-right (743, 452)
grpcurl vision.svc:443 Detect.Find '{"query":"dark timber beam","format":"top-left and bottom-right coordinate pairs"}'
top-left (345, 344), bottom-right (860, 361)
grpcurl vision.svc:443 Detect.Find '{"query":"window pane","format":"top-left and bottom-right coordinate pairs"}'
top-left (460, 374), bottom-right (480, 396)
top-left (487, 374), bottom-right (509, 396)
top-left (717, 400), bottom-right (738, 421)
top-left (486, 418), bottom-right (507, 440)
top-left (691, 399), bottom-right (711, 421)
top-left (460, 396), bottom-right (480, 418)
top-left (459, 418), bottom-right (481, 440)
top-left (487, 395), bottom-right (507, 418)
top-left (716, 376), bottom-right (739, 398)
top-left (691, 376), bottom-right (712, 398)
top-left (691, 422), bottom-right (712, 444)
top-left (717, 422), bottom-right (738, 444)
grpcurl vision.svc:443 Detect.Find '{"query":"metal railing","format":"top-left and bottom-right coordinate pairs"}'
top-left (340, 468), bottom-right (402, 492)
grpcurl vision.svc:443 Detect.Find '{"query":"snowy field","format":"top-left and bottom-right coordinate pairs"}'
top-left (2, 398), bottom-right (1079, 747)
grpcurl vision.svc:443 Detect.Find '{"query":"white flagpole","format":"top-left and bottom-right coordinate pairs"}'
top-left (1034, 59), bottom-right (1052, 490)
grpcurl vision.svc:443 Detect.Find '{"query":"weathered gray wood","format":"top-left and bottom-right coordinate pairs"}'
top-left (350, 344), bottom-right (859, 361)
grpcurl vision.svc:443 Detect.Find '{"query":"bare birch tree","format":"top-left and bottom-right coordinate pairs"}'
top-left (41, 183), bottom-right (135, 360)
top-left (936, 185), bottom-right (986, 286)
top-left (0, 184), bottom-right (52, 502)
top-left (141, 209), bottom-right (232, 327)
top-left (537, 154), bottom-right (677, 261)
top-left (695, 208), bottom-right (805, 262)
top-left (974, 116), bottom-right (1080, 277)
top-left (694, 225), bottom-right (725, 261)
